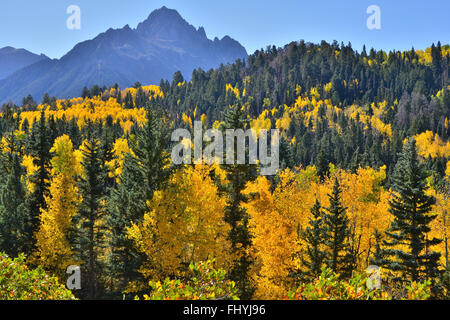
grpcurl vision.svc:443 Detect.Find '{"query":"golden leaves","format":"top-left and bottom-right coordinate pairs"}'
top-left (127, 165), bottom-right (232, 281)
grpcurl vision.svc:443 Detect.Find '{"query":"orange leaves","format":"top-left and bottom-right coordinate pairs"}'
top-left (244, 166), bottom-right (392, 298)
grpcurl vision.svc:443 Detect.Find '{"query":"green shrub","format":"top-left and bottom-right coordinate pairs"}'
top-left (0, 253), bottom-right (75, 300)
top-left (287, 266), bottom-right (431, 300)
top-left (141, 260), bottom-right (239, 300)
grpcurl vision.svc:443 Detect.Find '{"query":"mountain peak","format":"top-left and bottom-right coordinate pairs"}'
top-left (197, 26), bottom-right (206, 38)
top-left (0, 46), bottom-right (16, 53)
top-left (0, 46), bottom-right (49, 80)
top-left (149, 6), bottom-right (182, 19)
top-left (139, 6), bottom-right (185, 29)
top-left (136, 7), bottom-right (194, 40)
top-left (0, 7), bottom-right (248, 103)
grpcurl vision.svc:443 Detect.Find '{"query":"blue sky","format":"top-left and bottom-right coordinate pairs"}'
top-left (0, 0), bottom-right (448, 59)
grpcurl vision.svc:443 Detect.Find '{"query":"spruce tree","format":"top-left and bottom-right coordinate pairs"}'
top-left (25, 109), bottom-right (52, 253)
top-left (220, 102), bottom-right (257, 299)
top-left (301, 199), bottom-right (327, 277)
top-left (106, 153), bottom-right (147, 297)
top-left (279, 136), bottom-right (294, 170)
top-left (134, 102), bottom-right (172, 201)
top-left (75, 138), bottom-right (108, 299)
top-left (316, 149), bottom-right (329, 182)
top-left (0, 153), bottom-right (27, 257)
top-left (322, 177), bottom-right (351, 275)
top-left (381, 138), bottom-right (441, 282)
top-left (370, 229), bottom-right (385, 267)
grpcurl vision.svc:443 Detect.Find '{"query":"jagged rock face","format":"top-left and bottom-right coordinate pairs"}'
top-left (0, 6), bottom-right (247, 104)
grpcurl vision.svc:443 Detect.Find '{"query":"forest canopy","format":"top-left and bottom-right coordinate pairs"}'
top-left (0, 40), bottom-right (448, 300)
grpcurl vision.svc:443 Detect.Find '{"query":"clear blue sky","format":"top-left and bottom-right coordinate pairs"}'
top-left (0, 0), bottom-right (448, 59)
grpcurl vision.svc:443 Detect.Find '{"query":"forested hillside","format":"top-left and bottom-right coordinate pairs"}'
top-left (0, 40), bottom-right (449, 300)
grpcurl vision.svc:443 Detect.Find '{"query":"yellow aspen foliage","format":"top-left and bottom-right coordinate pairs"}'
top-left (243, 169), bottom-right (306, 299)
top-left (244, 166), bottom-right (395, 298)
top-left (338, 166), bottom-right (391, 266)
top-left (428, 188), bottom-right (450, 266)
top-left (347, 103), bottom-right (392, 138)
top-left (200, 113), bottom-right (207, 125)
top-left (22, 154), bottom-right (38, 193)
top-left (415, 46), bottom-right (450, 65)
top-left (275, 111), bottom-right (291, 132)
top-left (446, 161), bottom-right (450, 180)
top-left (250, 111), bottom-right (271, 137)
top-left (19, 89), bottom-right (153, 132)
top-left (413, 130), bottom-right (450, 158)
top-left (309, 87), bottom-right (320, 99)
top-left (0, 130), bottom-right (26, 154)
top-left (35, 135), bottom-right (81, 275)
top-left (127, 165), bottom-right (232, 281)
top-left (226, 83), bottom-right (240, 99)
top-left (182, 113), bottom-right (193, 129)
top-left (105, 137), bottom-right (134, 181)
top-left (120, 85), bottom-right (164, 100)
top-left (324, 82), bottom-right (332, 94)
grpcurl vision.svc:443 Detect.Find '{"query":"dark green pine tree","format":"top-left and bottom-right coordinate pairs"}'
top-left (24, 109), bottom-right (52, 253)
top-left (220, 102), bottom-right (257, 299)
top-left (322, 177), bottom-right (351, 275)
top-left (133, 102), bottom-right (172, 201)
top-left (301, 199), bottom-right (327, 277)
top-left (75, 138), bottom-right (108, 299)
top-left (381, 138), bottom-right (441, 282)
top-left (316, 149), bottom-right (329, 182)
top-left (123, 91), bottom-right (134, 109)
top-left (349, 147), bottom-right (361, 173)
top-left (0, 152), bottom-right (28, 257)
top-left (279, 136), bottom-right (294, 170)
top-left (99, 116), bottom-right (116, 188)
top-left (106, 152), bottom-right (147, 298)
top-left (370, 229), bottom-right (385, 267)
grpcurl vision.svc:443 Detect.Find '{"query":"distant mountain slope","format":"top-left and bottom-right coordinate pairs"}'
top-left (0, 46), bottom-right (48, 80)
top-left (0, 6), bottom-right (247, 104)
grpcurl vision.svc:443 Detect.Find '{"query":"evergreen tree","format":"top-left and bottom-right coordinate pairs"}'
top-left (75, 138), bottom-right (108, 299)
top-left (322, 177), bottom-right (351, 275)
top-left (370, 229), bottom-right (385, 267)
top-left (106, 153), bottom-right (147, 297)
top-left (279, 136), bottom-right (294, 170)
top-left (0, 153), bottom-right (27, 257)
top-left (220, 102), bottom-right (257, 299)
top-left (301, 199), bottom-right (327, 277)
top-left (380, 139), bottom-right (441, 282)
top-left (134, 102), bottom-right (172, 201)
top-left (25, 109), bottom-right (52, 253)
top-left (316, 149), bottom-right (329, 182)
